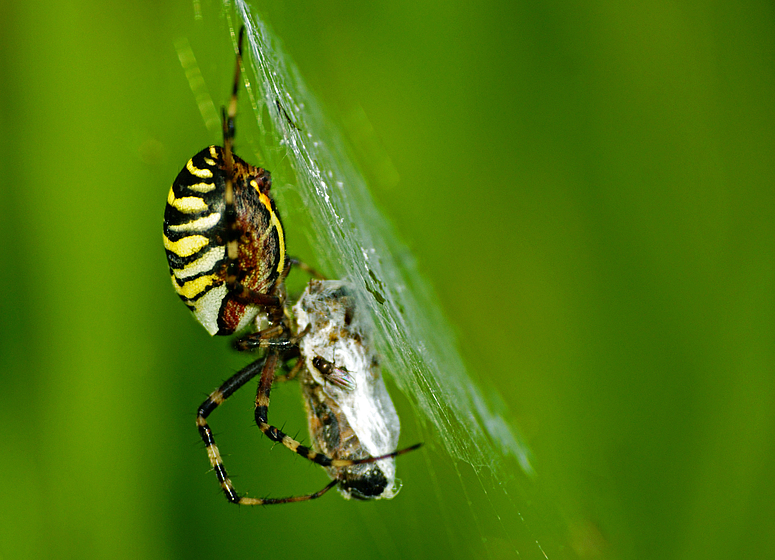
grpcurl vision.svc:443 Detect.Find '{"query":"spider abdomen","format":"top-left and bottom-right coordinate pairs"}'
top-left (163, 145), bottom-right (286, 336)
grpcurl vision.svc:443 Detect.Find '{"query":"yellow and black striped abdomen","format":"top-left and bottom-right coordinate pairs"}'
top-left (163, 146), bottom-right (286, 336)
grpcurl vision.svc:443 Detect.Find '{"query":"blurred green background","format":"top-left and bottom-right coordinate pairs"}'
top-left (2, 1), bottom-right (774, 559)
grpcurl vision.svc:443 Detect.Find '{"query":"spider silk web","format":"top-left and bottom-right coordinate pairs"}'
top-left (183, 2), bottom-right (563, 558)
top-left (228, 0), bottom-right (534, 479)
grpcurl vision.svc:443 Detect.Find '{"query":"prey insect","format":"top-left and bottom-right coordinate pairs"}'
top-left (294, 280), bottom-right (420, 500)
top-left (163, 28), bottom-right (418, 505)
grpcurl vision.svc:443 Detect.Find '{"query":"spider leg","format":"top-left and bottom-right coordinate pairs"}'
top-left (253, 351), bottom-right (423, 468)
top-left (235, 321), bottom-right (310, 352)
top-left (196, 356), bottom-right (264, 504)
top-left (273, 357), bottom-right (305, 383)
top-left (234, 324), bottom-right (289, 351)
top-left (252, 479), bottom-right (339, 506)
top-left (221, 26), bottom-right (253, 288)
top-left (287, 257), bottom-right (326, 280)
top-left (196, 355), bottom-right (345, 505)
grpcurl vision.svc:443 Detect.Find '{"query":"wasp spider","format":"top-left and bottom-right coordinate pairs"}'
top-left (163, 28), bottom-right (419, 505)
